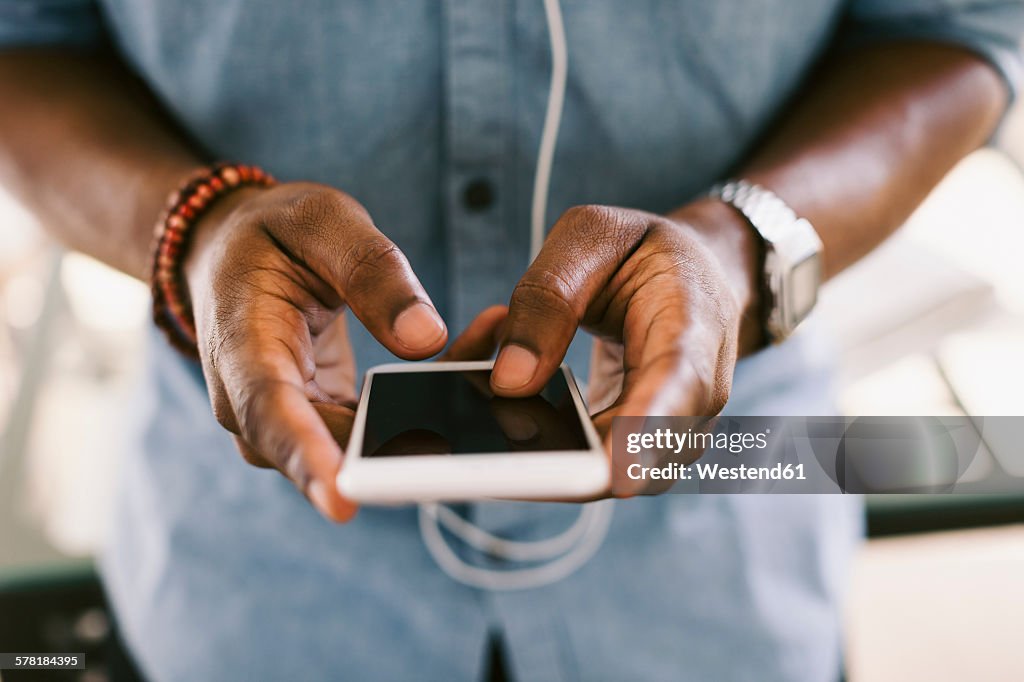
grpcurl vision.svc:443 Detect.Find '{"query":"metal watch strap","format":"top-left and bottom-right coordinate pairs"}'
top-left (709, 180), bottom-right (824, 343)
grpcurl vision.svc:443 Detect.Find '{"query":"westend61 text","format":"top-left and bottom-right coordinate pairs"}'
top-left (626, 462), bottom-right (807, 481)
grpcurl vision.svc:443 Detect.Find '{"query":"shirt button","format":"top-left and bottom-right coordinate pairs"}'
top-left (462, 178), bottom-right (496, 211)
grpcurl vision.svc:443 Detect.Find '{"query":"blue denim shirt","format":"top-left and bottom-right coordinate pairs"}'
top-left (3, 1), bottom-right (1023, 680)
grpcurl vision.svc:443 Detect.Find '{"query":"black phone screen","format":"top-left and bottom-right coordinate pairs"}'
top-left (361, 369), bottom-right (591, 457)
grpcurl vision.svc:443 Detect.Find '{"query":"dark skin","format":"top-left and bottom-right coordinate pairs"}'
top-left (0, 42), bottom-right (1006, 521)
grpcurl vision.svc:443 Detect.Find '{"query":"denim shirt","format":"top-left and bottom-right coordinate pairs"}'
top-left (3, 1), bottom-right (1023, 680)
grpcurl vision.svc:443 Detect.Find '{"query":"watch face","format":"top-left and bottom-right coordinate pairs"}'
top-left (789, 254), bottom-right (821, 322)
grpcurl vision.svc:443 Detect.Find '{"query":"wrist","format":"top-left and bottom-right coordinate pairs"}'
top-left (182, 185), bottom-right (267, 295)
top-left (670, 197), bottom-right (766, 355)
top-left (150, 163), bottom-right (276, 356)
top-left (131, 161), bottom-right (205, 279)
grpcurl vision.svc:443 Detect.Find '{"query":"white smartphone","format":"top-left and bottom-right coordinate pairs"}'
top-left (336, 360), bottom-right (608, 503)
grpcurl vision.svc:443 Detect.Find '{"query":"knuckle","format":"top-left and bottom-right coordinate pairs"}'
top-left (556, 205), bottom-right (614, 240)
top-left (211, 396), bottom-right (238, 432)
top-left (269, 185), bottom-right (369, 249)
top-left (510, 269), bottom-right (581, 320)
top-left (233, 377), bottom-right (295, 451)
top-left (709, 348), bottom-right (736, 416)
top-left (561, 204), bottom-right (611, 226)
top-left (340, 236), bottom-right (406, 292)
top-left (284, 185), bottom-right (356, 225)
top-left (234, 377), bottom-right (277, 437)
top-left (555, 205), bottom-right (651, 256)
top-left (643, 218), bottom-right (684, 242)
top-left (692, 359), bottom-right (729, 416)
top-left (706, 376), bottom-right (731, 415)
top-left (233, 383), bottom-right (265, 442)
top-left (238, 448), bottom-right (260, 466)
top-left (237, 444), bottom-right (270, 469)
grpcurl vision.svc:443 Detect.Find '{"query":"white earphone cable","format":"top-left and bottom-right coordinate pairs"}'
top-left (416, 0), bottom-right (615, 591)
top-left (419, 500), bottom-right (614, 591)
top-left (430, 499), bottom-right (594, 562)
top-left (529, 0), bottom-right (568, 261)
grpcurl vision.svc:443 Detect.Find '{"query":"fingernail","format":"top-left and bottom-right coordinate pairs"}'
top-left (393, 302), bottom-right (446, 351)
top-left (492, 344), bottom-right (539, 391)
top-left (308, 479), bottom-right (334, 518)
top-left (494, 408), bottom-right (540, 441)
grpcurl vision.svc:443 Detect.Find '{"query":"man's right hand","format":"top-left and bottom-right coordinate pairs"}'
top-left (183, 182), bottom-right (448, 522)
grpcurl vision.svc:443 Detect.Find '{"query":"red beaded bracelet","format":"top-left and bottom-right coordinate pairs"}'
top-left (150, 162), bottom-right (276, 357)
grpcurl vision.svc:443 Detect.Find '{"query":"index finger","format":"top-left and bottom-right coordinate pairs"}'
top-left (267, 186), bottom-right (448, 360)
top-left (490, 206), bottom-right (654, 397)
top-left (217, 317), bottom-right (356, 521)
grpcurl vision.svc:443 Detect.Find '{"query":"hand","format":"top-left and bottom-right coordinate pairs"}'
top-left (488, 200), bottom-right (763, 493)
top-left (184, 183), bottom-right (449, 521)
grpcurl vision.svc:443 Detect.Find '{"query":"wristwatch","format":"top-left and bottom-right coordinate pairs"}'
top-left (709, 180), bottom-right (824, 343)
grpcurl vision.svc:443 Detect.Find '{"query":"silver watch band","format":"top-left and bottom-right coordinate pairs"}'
top-left (709, 180), bottom-right (824, 343)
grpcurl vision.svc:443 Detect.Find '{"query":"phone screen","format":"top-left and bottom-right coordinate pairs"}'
top-left (361, 369), bottom-right (591, 457)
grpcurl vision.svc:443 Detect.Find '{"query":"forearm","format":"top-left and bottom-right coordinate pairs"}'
top-left (0, 48), bottom-right (202, 279)
top-left (679, 42), bottom-right (1008, 354)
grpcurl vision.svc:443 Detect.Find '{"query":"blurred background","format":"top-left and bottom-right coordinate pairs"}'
top-left (2, 104), bottom-right (1023, 681)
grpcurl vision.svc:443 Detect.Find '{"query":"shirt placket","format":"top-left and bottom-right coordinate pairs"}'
top-left (442, 3), bottom-right (572, 680)
top-left (443, 0), bottom-right (515, 333)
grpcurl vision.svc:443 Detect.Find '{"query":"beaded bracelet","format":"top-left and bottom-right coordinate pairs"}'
top-left (150, 162), bottom-right (276, 357)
